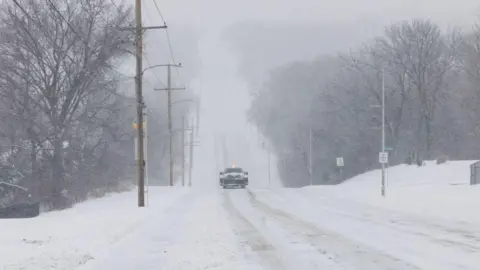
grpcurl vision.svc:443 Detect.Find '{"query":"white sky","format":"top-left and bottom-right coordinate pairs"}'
top-left (140, 0), bottom-right (479, 29)
top-left (120, 0), bottom-right (480, 82)
top-left (127, 0), bottom-right (480, 87)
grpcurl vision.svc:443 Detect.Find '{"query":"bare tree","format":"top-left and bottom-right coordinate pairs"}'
top-left (249, 19), bottom-right (470, 187)
top-left (377, 20), bottom-right (461, 159)
top-left (0, 0), bottom-right (135, 208)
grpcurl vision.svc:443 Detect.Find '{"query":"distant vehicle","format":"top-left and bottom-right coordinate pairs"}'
top-left (219, 166), bottom-right (248, 189)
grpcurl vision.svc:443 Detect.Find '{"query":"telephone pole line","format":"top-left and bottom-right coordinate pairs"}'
top-left (189, 120), bottom-right (194, 186)
top-left (154, 64), bottom-right (184, 186)
top-left (196, 94), bottom-right (200, 138)
top-left (309, 123), bottom-right (313, 186)
top-left (369, 69), bottom-right (388, 197)
top-left (186, 116), bottom-right (201, 186)
top-left (381, 68), bottom-right (386, 197)
top-left (134, 0), bottom-right (144, 207)
top-left (129, 0), bottom-right (166, 207)
top-left (167, 64), bottom-right (173, 186)
top-left (181, 115), bottom-right (186, 186)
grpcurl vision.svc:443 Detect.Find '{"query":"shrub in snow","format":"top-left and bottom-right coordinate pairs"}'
top-left (436, 155), bottom-right (448, 164)
top-left (416, 156), bottom-right (424, 167)
top-left (404, 155), bottom-right (413, 165)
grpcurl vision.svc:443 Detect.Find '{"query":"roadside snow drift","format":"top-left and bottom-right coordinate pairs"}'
top-left (251, 160), bottom-right (480, 270)
top-left (320, 160), bottom-right (480, 223)
top-left (0, 187), bottom-right (189, 270)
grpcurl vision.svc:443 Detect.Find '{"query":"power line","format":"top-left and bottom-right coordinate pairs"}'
top-left (143, 52), bottom-right (166, 88)
top-left (109, 0), bottom-right (164, 87)
top-left (152, 0), bottom-right (178, 71)
top-left (142, 0), bottom-right (155, 25)
top-left (46, 0), bottom-right (87, 44)
top-left (164, 29), bottom-right (177, 67)
top-left (12, 0), bottom-right (80, 64)
top-left (12, 0), bottom-right (29, 18)
top-left (109, 0), bottom-right (123, 14)
top-left (152, 0), bottom-right (166, 24)
top-left (132, 0), bottom-right (168, 88)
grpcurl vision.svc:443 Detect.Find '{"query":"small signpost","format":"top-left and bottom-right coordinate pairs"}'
top-left (336, 157), bottom-right (344, 167)
top-left (379, 152), bottom-right (388, 164)
top-left (336, 157), bottom-right (344, 181)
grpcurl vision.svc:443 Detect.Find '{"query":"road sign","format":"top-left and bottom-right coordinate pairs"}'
top-left (385, 146), bottom-right (394, 151)
top-left (336, 157), bottom-right (344, 167)
top-left (379, 152), bottom-right (388, 164)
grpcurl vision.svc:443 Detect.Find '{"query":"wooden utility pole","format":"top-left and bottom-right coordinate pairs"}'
top-left (309, 123), bottom-right (313, 186)
top-left (134, 0), bottom-right (145, 207)
top-left (196, 94), bottom-right (200, 138)
top-left (381, 68), bottom-right (386, 197)
top-left (181, 115), bottom-right (186, 186)
top-left (154, 64), bottom-right (184, 186)
top-left (189, 120), bottom-right (194, 186)
top-left (187, 116), bottom-right (200, 187)
top-left (167, 64), bottom-right (173, 186)
top-left (129, 0), bottom-right (166, 206)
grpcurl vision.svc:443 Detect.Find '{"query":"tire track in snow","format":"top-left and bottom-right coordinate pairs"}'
top-left (309, 194), bottom-right (480, 252)
top-left (328, 208), bottom-right (480, 253)
top-left (245, 189), bottom-right (420, 270)
top-left (225, 190), bottom-right (346, 270)
top-left (222, 190), bottom-right (286, 270)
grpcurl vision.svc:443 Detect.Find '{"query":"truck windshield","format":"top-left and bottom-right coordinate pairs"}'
top-left (225, 168), bottom-right (243, 173)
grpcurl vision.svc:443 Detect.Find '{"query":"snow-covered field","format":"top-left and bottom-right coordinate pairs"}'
top-left (2, 160), bottom-right (480, 270)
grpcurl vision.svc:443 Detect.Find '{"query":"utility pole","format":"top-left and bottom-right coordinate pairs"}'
top-left (144, 113), bottom-right (148, 205)
top-left (268, 149), bottom-right (271, 187)
top-left (181, 115), bottom-right (186, 186)
top-left (124, 1), bottom-right (166, 207)
top-left (381, 68), bottom-right (386, 197)
top-left (309, 123), bottom-right (313, 186)
top-left (189, 120), bottom-right (194, 186)
top-left (186, 116), bottom-right (200, 187)
top-left (196, 94), bottom-right (200, 138)
top-left (154, 64), bottom-right (184, 187)
top-left (167, 64), bottom-right (173, 186)
top-left (134, 0), bottom-right (144, 207)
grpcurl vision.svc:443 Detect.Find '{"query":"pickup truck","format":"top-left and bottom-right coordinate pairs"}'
top-left (219, 167), bottom-right (248, 189)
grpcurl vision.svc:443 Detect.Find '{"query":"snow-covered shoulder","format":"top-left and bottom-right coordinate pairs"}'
top-left (0, 187), bottom-right (188, 270)
top-left (320, 160), bottom-right (480, 223)
top-left (249, 160), bottom-right (480, 269)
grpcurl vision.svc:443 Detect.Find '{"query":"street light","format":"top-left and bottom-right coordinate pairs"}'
top-left (371, 68), bottom-right (387, 197)
top-left (141, 63), bottom-right (182, 76)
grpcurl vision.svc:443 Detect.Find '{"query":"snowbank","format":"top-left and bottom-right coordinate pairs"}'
top-left (250, 161), bottom-right (480, 269)
top-left (0, 187), bottom-right (189, 270)
top-left (294, 160), bottom-right (480, 223)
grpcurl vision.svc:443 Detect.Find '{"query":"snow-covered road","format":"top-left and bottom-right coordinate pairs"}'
top-left (2, 181), bottom-right (480, 269)
top-left (228, 189), bottom-right (421, 270)
top-left (75, 187), bottom-right (420, 270)
top-left (82, 188), bottom-right (251, 270)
